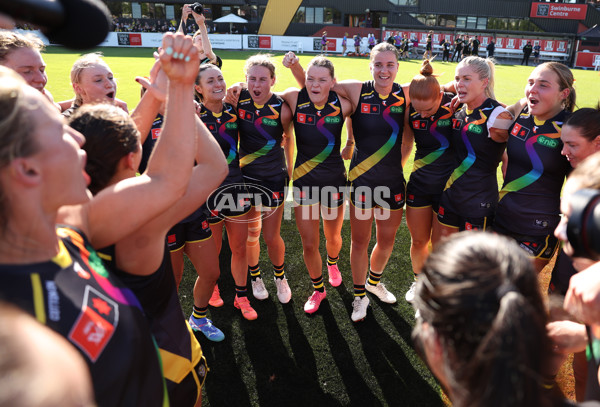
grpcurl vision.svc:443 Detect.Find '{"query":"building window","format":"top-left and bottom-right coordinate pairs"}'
top-left (292, 7), bottom-right (305, 23)
top-left (466, 16), bottom-right (477, 29)
top-left (315, 7), bottom-right (324, 23)
top-left (131, 2), bottom-right (141, 18)
top-left (456, 16), bottom-right (466, 28)
top-left (323, 8), bottom-right (341, 24)
top-left (477, 17), bottom-right (486, 30)
top-left (306, 7), bottom-right (315, 23)
top-left (438, 15), bottom-right (456, 28)
top-left (411, 14), bottom-right (437, 26)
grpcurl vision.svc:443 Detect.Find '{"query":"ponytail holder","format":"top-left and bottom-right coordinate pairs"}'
top-left (496, 282), bottom-right (518, 300)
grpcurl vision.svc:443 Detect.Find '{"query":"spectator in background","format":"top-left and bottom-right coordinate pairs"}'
top-left (354, 34), bottom-right (361, 54)
top-left (321, 31), bottom-right (329, 56)
top-left (394, 33), bottom-right (402, 53)
top-left (533, 42), bottom-right (541, 65)
top-left (471, 36), bottom-right (480, 57)
top-left (342, 33), bottom-right (348, 56)
top-left (441, 38), bottom-right (450, 62)
top-left (424, 30), bottom-right (433, 60)
top-left (522, 41), bottom-right (533, 65)
top-left (452, 34), bottom-right (463, 62)
top-left (487, 39), bottom-right (495, 58)
top-left (402, 35), bottom-right (409, 60)
top-left (461, 37), bottom-right (472, 59)
top-left (412, 37), bottom-right (419, 58)
top-left (368, 33), bottom-right (376, 51)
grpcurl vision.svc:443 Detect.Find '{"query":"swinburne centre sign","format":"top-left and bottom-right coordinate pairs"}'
top-left (530, 2), bottom-right (587, 20)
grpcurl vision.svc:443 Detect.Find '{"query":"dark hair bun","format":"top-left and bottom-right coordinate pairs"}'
top-left (420, 60), bottom-right (434, 76)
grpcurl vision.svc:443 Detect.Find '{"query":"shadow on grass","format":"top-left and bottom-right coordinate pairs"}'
top-left (182, 216), bottom-right (441, 407)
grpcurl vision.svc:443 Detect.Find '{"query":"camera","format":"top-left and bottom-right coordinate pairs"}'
top-left (191, 2), bottom-right (204, 14)
top-left (567, 188), bottom-right (600, 260)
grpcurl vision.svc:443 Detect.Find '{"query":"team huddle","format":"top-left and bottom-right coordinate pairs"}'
top-left (1, 11), bottom-right (600, 407)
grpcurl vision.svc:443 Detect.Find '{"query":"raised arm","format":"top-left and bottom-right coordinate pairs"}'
top-left (131, 59), bottom-right (166, 144)
top-left (78, 33), bottom-right (200, 248)
top-left (178, 4), bottom-right (191, 33)
top-left (282, 51), bottom-right (306, 88)
top-left (196, 14), bottom-right (216, 63)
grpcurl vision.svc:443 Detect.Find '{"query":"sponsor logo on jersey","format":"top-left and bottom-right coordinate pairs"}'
top-left (510, 123), bottom-right (530, 140)
top-left (225, 122), bottom-right (238, 130)
top-left (69, 286), bottom-right (118, 362)
top-left (452, 119), bottom-right (463, 129)
top-left (468, 123), bottom-right (483, 134)
top-left (324, 116), bottom-right (341, 124)
top-left (361, 103), bottom-right (380, 114)
top-left (202, 220), bottom-right (209, 230)
top-left (535, 219), bottom-right (549, 228)
top-left (151, 128), bottom-right (161, 140)
top-left (206, 123), bottom-right (217, 133)
top-left (272, 191), bottom-right (282, 200)
top-left (297, 113), bottom-right (315, 125)
top-left (390, 106), bottom-right (404, 114)
top-left (167, 234), bottom-right (176, 244)
top-left (412, 120), bottom-right (428, 130)
top-left (437, 119), bottom-right (451, 127)
top-left (408, 194), bottom-right (415, 201)
top-left (465, 222), bottom-right (474, 230)
top-left (394, 193), bottom-right (403, 202)
top-left (438, 206), bottom-right (445, 215)
top-left (262, 118), bottom-right (278, 127)
top-left (537, 136), bottom-right (559, 149)
top-left (238, 109), bottom-right (254, 122)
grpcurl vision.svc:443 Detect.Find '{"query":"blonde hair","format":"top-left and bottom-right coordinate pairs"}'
top-left (409, 59), bottom-right (441, 101)
top-left (244, 54), bottom-right (276, 79)
top-left (0, 31), bottom-right (44, 63)
top-left (457, 56), bottom-right (496, 100)
top-left (70, 53), bottom-right (111, 106)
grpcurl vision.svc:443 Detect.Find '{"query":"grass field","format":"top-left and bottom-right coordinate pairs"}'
top-left (43, 47), bottom-right (600, 406)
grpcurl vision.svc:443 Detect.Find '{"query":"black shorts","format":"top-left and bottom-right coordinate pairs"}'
top-left (167, 213), bottom-right (212, 252)
top-left (166, 354), bottom-right (208, 407)
top-left (406, 181), bottom-right (442, 212)
top-left (437, 204), bottom-right (493, 231)
top-left (493, 223), bottom-right (559, 261)
top-left (206, 183), bottom-right (252, 224)
top-left (293, 185), bottom-right (346, 209)
top-left (243, 173), bottom-right (288, 209)
top-left (349, 181), bottom-right (406, 210)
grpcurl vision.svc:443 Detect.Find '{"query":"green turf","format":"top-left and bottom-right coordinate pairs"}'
top-left (41, 47), bottom-right (600, 406)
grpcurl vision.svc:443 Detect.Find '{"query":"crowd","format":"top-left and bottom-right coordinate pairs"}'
top-left (1, 3), bottom-right (600, 405)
